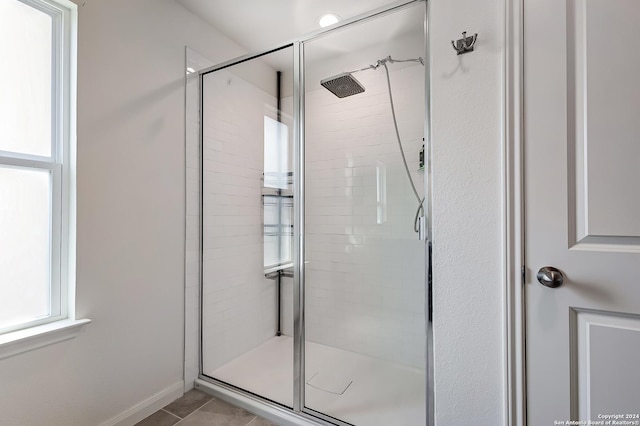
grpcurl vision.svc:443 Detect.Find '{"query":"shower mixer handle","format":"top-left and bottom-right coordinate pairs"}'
top-left (418, 216), bottom-right (427, 241)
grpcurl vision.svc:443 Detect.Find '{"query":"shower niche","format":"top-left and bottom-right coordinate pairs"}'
top-left (197, 2), bottom-right (429, 425)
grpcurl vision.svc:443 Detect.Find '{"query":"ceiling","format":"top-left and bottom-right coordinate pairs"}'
top-left (176, 0), bottom-right (414, 53)
top-left (180, 0), bottom-right (425, 97)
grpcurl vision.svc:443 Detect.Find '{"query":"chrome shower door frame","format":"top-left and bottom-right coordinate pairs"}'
top-left (197, 1), bottom-right (432, 425)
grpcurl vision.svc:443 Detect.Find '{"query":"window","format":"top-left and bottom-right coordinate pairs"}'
top-left (0, 0), bottom-right (76, 335)
top-left (263, 116), bottom-right (292, 270)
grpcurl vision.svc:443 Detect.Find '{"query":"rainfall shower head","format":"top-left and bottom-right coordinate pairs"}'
top-left (320, 72), bottom-right (365, 98)
top-left (321, 56), bottom-right (423, 99)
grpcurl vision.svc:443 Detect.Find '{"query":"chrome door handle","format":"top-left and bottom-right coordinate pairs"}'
top-left (536, 266), bottom-right (564, 288)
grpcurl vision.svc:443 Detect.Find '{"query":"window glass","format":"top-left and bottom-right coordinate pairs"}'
top-left (0, 167), bottom-right (52, 329)
top-left (0, 0), bottom-right (72, 335)
top-left (263, 117), bottom-right (289, 189)
top-left (263, 116), bottom-right (292, 269)
top-left (0, 0), bottom-right (53, 157)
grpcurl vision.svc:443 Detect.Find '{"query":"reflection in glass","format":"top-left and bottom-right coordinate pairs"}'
top-left (376, 161), bottom-right (388, 224)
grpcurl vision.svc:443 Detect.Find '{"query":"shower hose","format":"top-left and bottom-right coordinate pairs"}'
top-left (379, 60), bottom-right (425, 234)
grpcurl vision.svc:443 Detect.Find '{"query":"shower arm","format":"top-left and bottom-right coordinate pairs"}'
top-left (347, 56), bottom-right (424, 74)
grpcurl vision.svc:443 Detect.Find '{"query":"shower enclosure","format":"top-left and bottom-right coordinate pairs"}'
top-left (195, 1), bottom-right (431, 425)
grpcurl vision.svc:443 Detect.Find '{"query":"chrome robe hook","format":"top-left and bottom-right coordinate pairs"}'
top-left (451, 31), bottom-right (478, 55)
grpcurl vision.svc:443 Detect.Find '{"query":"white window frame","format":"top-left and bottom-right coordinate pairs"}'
top-left (0, 0), bottom-right (82, 342)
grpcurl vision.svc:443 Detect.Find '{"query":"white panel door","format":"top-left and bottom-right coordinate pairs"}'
top-left (524, 0), bottom-right (640, 424)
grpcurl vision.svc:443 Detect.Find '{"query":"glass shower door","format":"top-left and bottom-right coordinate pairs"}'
top-left (301, 3), bottom-right (427, 425)
top-left (200, 46), bottom-right (296, 408)
top-left (197, 3), bottom-right (429, 424)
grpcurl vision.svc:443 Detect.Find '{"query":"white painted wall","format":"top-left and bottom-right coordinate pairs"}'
top-left (429, 0), bottom-right (505, 424)
top-left (0, 1), bottom-right (251, 425)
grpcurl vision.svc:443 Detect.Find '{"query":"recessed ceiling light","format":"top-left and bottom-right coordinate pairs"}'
top-left (318, 13), bottom-right (340, 28)
top-left (186, 67), bottom-right (196, 74)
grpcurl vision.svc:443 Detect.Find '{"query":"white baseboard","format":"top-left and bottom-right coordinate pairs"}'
top-left (99, 381), bottom-right (184, 426)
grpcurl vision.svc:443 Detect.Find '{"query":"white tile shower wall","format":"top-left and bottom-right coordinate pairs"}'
top-left (303, 64), bottom-right (426, 368)
top-left (200, 69), bottom-right (279, 372)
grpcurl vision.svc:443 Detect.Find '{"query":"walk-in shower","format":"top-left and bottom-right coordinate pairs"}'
top-left (194, 1), bottom-right (431, 425)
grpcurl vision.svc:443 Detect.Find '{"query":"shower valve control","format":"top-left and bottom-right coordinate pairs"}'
top-left (418, 216), bottom-right (427, 241)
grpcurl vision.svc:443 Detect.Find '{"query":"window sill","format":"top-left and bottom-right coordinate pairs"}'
top-left (0, 318), bottom-right (91, 360)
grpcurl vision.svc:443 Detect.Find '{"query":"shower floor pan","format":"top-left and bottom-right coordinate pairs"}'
top-left (206, 335), bottom-right (425, 426)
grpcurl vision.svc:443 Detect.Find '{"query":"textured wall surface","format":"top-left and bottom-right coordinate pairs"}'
top-left (430, 0), bottom-right (506, 423)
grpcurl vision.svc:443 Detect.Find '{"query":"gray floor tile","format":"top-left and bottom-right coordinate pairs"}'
top-left (135, 409), bottom-right (180, 426)
top-left (246, 417), bottom-right (280, 426)
top-left (175, 398), bottom-right (257, 426)
top-left (164, 389), bottom-right (213, 418)
top-left (199, 398), bottom-right (255, 417)
top-left (176, 409), bottom-right (256, 426)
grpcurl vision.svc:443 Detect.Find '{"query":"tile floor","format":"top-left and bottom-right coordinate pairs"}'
top-left (135, 389), bottom-right (278, 426)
